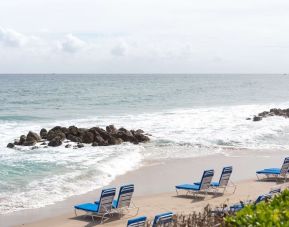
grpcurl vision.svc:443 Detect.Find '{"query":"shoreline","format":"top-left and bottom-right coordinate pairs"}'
top-left (0, 150), bottom-right (288, 226)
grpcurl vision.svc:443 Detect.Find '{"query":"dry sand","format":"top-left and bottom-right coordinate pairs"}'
top-left (0, 150), bottom-right (288, 227)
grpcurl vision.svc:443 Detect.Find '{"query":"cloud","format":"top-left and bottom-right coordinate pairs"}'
top-left (0, 27), bottom-right (27, 47)
top-left (110, 42), bottom-right (126, 56)
top-left (58, 34), bottom-right (86, 53)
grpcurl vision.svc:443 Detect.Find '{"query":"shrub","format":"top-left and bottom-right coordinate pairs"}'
top-left (225, 189), bottom-right (289, 226)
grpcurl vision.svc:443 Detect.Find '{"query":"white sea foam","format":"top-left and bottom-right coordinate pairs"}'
top-left (1, 103), bottom-right (289, 214)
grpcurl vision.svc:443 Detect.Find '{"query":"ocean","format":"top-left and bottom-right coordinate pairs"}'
top-left (1, 74), bottom-right (289, 214)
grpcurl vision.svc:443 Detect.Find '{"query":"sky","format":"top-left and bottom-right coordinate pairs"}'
top-left (0, 0), bottom-right (288, 74)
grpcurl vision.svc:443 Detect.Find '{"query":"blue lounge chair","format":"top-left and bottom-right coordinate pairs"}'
top-left (175, 169), bottom-right (214, 196)
top-left (152, 212), bottom-right (174, 227)
top-left (113, 184), bottom-right (139, 216)
top-left (127, 216), bottom-right (147, 227)
top-left (74, 187), bottom-right (116, 222)
top-left (194, 166), bottom-right (236, 194)
top-left (230, 187), bottom-right (281, 212)
top-left (213, 188), bottom-right (281, 215)
top-left (256, 157), bottom-right (289, 181)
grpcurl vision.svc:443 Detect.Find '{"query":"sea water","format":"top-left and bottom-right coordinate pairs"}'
top-left (1, 74), bottom-right (289, 214)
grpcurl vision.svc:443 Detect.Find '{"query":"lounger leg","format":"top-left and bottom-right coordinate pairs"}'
top-left (74, 209), bottom-right (77, 216)
top-left (176, 188), bottom-right (179, 196)
top-left (256, 174), bottom-right (260, 181)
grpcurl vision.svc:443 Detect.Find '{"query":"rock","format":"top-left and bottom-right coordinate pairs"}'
top-left (26, 131), bottom-right (41, 142)
top-left (40, 128), bottom-right (48, 139)
top-left (253, 116), bottom-right (262, 122)
top-left (19, 135), bottom-right (26, 145)
top-left (60, 127), bottom-right (69, 135)
top-left (116, 129), bottom-right (136, 143)
top-left (65, 144), bottom-right (71, 148)
top-left (134, 132), bottom-right (150, 143)
top-left (108, 137), bottom-right (122, 145)
top-left (31, 146), bottom-right (39, 150)
top-left (92, 142), bottom-right (98, 146)
top-left (77, 128), bottom-right (87, 139)
top-left (48, 137), bottom-right (62, 147)
top-left (258, 111), bottom-right (269, 117)
top-left (246, 118), bottom-right (251, 120)
top-left (135, 129), bottom-right (144, 134)
top-left (96, 127), bottom-right (111, 140)
top-left (23, 140), bottom-right (36, 146)
top-left (47, 128), bottom-right (66, 141)
top-left (9, 124), bottom-right (150, 148)
top-left (7, 143), bottom-right (14, 148)
top-left (47, 130), bottom-right (57, 141)
top-left (43, 146), bottom-right (48, 148)
top-left (106, 125), bottom-right (117, 134)
top-left (82, 131), bottom-right (94, 144)
top-left (68, 126), bottom-right (79, 136)
top-left (67, 134), bottom-right (82, 143)
top-left (94, 135), bottom-right (107, 146)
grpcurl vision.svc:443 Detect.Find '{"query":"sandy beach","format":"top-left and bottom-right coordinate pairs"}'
top-left (1, 149), bottom-right (288, 227)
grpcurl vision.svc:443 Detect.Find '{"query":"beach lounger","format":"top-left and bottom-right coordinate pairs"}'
top-left (127, 216), bottom-right (147, 227)
top-left (230, 187), bottom-right (281, 212)
top-left (175, 169), bottom-right (214, 197)
top-left (194, 166), bottom-right (236, 194)
top-left (152, 212), bottom-right (174, 227)
top-left (74, 187), bottom-right (116, 223)
top-left (213, 188), bottom-right (282, 214)
top-left (256, 157), bottom-right (289, 181)
top-left (113, 184), bottom-right (139, 216)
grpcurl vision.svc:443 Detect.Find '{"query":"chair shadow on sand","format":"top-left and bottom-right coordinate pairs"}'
top-left (70, 213), bottom-right (124, 227)
top-left (256, 177), bottom-right (288, 185)
top-left (70, 210), bottom-right (139, 226)
top-left (172, 190), bottom-right (226, 203)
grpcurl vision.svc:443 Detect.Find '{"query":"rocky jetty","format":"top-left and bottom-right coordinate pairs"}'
top-left (7, 125), bottom-right (150, 148)
top-left (249, 108), bottom-right (289, 122)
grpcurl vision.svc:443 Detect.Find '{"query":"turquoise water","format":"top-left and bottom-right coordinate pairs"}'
top-left (1, 74), bottom-right (289, 214)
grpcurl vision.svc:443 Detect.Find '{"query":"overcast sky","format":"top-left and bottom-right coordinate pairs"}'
top-left (0, 0), bottom-right (288, 73)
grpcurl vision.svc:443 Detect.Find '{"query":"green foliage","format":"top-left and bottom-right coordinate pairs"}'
top-left (225, 189), bottom-right (289, 227)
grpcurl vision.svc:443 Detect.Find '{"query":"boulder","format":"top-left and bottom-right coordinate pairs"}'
top-left (95, 127), bottom-right (111, 140)
top-left (108, 137), bottom-right (122, 145)
top-left (47, 130), bottom-right (57, 141)
top-left (82, 131), bottom-right (94, 144)
top-left (48, 137), bottom-right (62, 147)
top-left (94, 135), bottom-right (107, 146)
top-left (23, 140), bottom-right (36, 146)
top-left (106, 125), bottom-right (117, 134)
top-left (67, 134), bottom-right (82, 143)
top-left (134, 132), bottom-right (150, 143)
top-left (65, 144), bottom-right (71, 148)
top-left (68, 126), bottom-right (79, 136)
top-left (7, 143), bottom-right (14, 148)
top-left (77, 143), bottom-right (84, 148)
top-left (60, 127), bottom-right (69, 135)
top-left (116, 129), bottom-right (135, 142)
top-left (92, 142), bottom-right (98, 146)
top-left (19, 135), bottom-right (26, 145)
top-left (26, 131), bottom-right (41, 142)
top-left (40, 128), bottom-right (48, 139)
top-left (47, 129), bottom-right (66, 141)
top-left (253, 116), bottom-right (262, 122)
top-left (135, 129), bottom-right (144, 134)
top-left (258, 111), bottom-right (269, 117)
